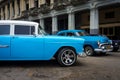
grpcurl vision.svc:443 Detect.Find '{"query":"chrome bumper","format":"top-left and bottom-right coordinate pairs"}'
top-left (95, 45), bottom-right (113, 53)
top-left (95, 48), bottom-right (113, 53)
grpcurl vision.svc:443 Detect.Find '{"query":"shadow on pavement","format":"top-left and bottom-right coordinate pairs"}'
top-left (91, 51), bottom-right (120, 58)
top-left (0, 59), bottom-right (85, 68)
top-left (0, 59), bottom-right (59, 68)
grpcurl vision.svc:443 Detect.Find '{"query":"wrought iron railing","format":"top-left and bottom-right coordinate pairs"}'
top-left (29, 7), bottom-right (39, 16)
top-left (21, 10), bottom-right (30, 18)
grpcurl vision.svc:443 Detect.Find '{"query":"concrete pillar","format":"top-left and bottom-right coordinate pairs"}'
top-left (14, 0), bottom-right (17, 18)
top-left (40, 18), bottom-right (44, 30)
top-left (68, 12), bottom-right (75, 30)
top-left (90, 8), bottom-right (99, 34)
top-left (21, 0), bottom-right (25, 11)
top-left (0, 8), bottom-right (2, 20)
top-left (38, 0), bottom-right (41, 7)
top-left (52, 16), bottom-right (58, 34)
top-left (5, 5), bottom-right (8, 20)
top-left (1, 8), bottom-right (3, 20)
top-left (29, 0), bottom-right (34, 8)
top-left (10, 2), bottom-right (12, 19)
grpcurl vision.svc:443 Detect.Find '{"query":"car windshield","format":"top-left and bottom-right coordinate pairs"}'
top-left (76, 31), bottom-right (89, 36)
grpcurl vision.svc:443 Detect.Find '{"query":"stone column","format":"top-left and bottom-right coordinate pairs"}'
top-left (5, 5), bottom-right (8, 20)
top-left (90, 7), bottom-right (99, 34)
top-left (52, 16), bottom-right (58, 34)
top-left (67, 6), bottom-right (75, 30)
top-left (40, 18), bottom-right (44, 30)
top-left (68, 12), bottom-right (75, 30)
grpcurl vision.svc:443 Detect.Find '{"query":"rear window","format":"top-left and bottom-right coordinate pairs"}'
top-left (0, 25), bottom-right (10, 35)
top-left (15, 25), bottom-right (35, 35)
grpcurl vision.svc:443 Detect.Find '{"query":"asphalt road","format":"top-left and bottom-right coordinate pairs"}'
top-left (0, 51), bottom-right (120, 80)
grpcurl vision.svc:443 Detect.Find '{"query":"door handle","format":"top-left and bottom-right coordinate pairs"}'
top-left (0, 45), bottom-right (9, 48)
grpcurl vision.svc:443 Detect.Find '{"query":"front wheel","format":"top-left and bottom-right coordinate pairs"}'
top-left (57, 48), bottom-right (77, 67)
top-left (84, 46), bottom-right (94, 56)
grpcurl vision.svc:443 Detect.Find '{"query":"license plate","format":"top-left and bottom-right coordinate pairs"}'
top-left (106, 45), bottom-right (111, 49)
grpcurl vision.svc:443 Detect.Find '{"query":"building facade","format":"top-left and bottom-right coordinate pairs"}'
top-left (0, 0), bottom-right (120, 39)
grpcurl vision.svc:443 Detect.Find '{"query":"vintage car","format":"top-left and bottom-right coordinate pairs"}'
top-left (112, 40), bottom-right (120, 52)
top-left (0, 20), bottom-right (85, 66)
top-left (57, 30), bottom-right (113, 56)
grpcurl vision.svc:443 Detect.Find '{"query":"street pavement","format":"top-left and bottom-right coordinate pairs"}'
top-left (0, 51), bottom-right (120, 80)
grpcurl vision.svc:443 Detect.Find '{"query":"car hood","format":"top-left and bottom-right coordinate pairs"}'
top-left (79, 35), bottom-right (110, 43)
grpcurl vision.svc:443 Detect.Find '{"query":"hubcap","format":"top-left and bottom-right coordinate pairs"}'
top-left (85, 47), bottom-right (92, 55)
top-left (61, 49), bottom-right (76, 65)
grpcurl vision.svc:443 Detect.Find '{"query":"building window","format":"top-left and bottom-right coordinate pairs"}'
top-left (100, 28), bottom-right (102, 34)
top-left (34, 0), bottom-right (38, 8)
top-left (88, 15), bottom-right (90, 21)
top-left (103, 28), bottom-right (108, 35)
top-left (105, 11), bottom-right (115, 19)
top-left (17, 0), bottom-right (20, 16)
top-left (12, 1), bottom-right (15, 17)
top-left (25, 0), bottom-right (29, 10)
top-left (109, 27), bottom-right (113, 35)
top-left (100, 27), bottom-right (114, 38)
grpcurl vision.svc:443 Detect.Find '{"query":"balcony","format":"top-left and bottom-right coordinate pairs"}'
top-left (53, 0), bottom-right (66, 10)
top-left (21, 10), bottom-right (30, 18)
top-left (53, 0), bottom-right (89, 10)
top-left (29, 7), bottom-right (39, 16)
top-left (67, 0), bottom-right (89, 6)
top-left (39, 3), bottom-right (50, 14)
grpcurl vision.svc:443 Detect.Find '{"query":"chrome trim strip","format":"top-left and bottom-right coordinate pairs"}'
top-left (99, 43), bottom-right (112, 48)
top-left (0, 45), bottom-right (9, 48)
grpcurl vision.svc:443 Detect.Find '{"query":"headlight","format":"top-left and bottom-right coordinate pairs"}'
top-left (101, 45), bottom-right (105, 49)
top-left (115, 43), bottom-right (118, 45)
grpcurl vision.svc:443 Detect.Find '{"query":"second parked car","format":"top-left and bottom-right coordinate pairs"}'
top-left (57, 30), bottom-right (113, 56)
top-left (112, 40), bottom-right (120, 52)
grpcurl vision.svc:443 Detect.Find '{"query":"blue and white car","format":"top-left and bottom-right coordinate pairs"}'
top-left (0, 20), bottom-right (85, 66)
top-left (57, 30), bottom-right (113, 56)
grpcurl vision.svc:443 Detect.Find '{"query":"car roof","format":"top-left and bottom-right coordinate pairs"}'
top-left (0, 20), bottom-right (38, 25)
top-left (57, 30), bottom-right (85, 34)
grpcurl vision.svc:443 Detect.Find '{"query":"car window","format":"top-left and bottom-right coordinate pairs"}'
top-left (15, 25), bottom-right (35, 35)
top-left (67, 32), bottom-right (74, 36)
top-left (76, 31), bottom-right (89, 36)
top-left (58, 32), bottom-right (65, 36)
top-left (0, 25), bottom-right (10, 35)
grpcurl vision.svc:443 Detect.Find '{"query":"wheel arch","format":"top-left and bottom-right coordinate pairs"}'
top-left (84, 44), bottom-right (94, 50)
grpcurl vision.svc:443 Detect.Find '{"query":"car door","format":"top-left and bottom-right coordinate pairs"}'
top-left (11, 25), bottom-right (44, 58)
top-left (0, 25), bottom-right (11, 58)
